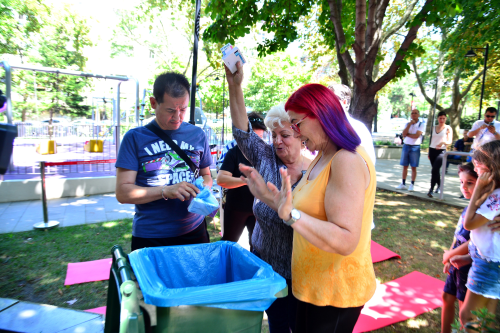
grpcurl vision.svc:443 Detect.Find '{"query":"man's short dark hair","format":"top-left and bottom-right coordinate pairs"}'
top-left (248, 111), bottom-right (266, 131)
top-left (437, 111), bottom-right (447, 118)
top-left (485, 107), bottom-right (498, 115)
top-left (153, 72), bottom-right (190, 103)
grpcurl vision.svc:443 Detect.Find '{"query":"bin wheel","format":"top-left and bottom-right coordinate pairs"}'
top-left (140, 305), bottom-right (152, 333)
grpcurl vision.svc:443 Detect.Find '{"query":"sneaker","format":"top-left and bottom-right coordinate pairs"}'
top-left (435, 188), bottom-right (439, 194)
top-left (427, 190), bottom-right (433, 198)
top-left (396, 183), bottom-right (407, 190)
top-left (408, 184), bottom-right (414, 192)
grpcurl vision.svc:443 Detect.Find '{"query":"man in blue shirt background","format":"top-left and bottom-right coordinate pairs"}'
top-left (115, 72), bottom-right (213, 251)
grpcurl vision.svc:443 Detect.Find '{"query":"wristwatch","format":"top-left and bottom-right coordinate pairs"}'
top-left (283, 208), bottom-right (301, 226)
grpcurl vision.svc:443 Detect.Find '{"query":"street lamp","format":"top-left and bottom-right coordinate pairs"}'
top-left (465, 44), bottom-right (489, 120)
top-left (409, 92), bottom-right (416, 114)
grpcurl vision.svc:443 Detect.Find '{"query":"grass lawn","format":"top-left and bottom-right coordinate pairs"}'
top-left (1, 190), bottom-right (498, 332)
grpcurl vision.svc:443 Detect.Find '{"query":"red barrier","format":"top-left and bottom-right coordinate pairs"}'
top-left (45, 159), bottom-right (116, 167)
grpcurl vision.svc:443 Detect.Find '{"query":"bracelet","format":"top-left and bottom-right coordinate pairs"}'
top-left (161, 184), bottom-right (168, 200)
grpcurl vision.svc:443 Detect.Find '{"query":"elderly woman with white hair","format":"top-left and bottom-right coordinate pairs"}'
top-left (227, 78), bottom-right (312, 332)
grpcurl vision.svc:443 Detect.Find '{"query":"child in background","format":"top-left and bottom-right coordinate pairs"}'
top-left (441, 163), bottom-right (477, 333)
top-left (460, 141), bottom-right (500, 331)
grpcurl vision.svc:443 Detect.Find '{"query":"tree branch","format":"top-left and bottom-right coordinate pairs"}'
top-left (327, 0), bottom-right (355, 78)
top-left (380, 0), bottom-right (419, 45)
top-left (460, 57), bottom-right (500, 98)
top-left (370, 0), bottom-right (433, 94)
top-left (411, 58), bottom-right (444, 110)
top-left (365, 0), bottom-right (391, 79)
top-left (354, 0), bottom-right (367, 59)
top-left (365, 0), bottom-right (377, 50)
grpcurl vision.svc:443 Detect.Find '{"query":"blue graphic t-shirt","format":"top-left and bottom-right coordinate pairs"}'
top-left (115, 120), bottom-right (212, 238)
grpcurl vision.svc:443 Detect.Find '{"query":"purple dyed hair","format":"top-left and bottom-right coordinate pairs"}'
top-left (284, 84), bottom-right (361, 152)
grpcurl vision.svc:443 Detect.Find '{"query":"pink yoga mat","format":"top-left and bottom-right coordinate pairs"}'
top-left (85, 306), bottom-right (107, 315)
top-left (371, 241), bottom-right (401, 263)
top-left (353, 271), bottom-right (445, 332)
top-left (64, 258), bottom-right (112, 286)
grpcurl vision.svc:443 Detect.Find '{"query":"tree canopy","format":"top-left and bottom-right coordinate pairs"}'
top-left (203, 0), bottom-right (463, 130)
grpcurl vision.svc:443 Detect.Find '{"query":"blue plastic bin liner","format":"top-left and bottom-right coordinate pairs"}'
top-left (128, 241), bottom-right (287, 311)
top-left (188, 177), bottom-right (219, 216)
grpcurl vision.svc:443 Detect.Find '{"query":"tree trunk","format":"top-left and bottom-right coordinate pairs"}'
top-left (350, 89), bottom-right (377, 132)
top-left (447, 105), bottom-right (461, 140)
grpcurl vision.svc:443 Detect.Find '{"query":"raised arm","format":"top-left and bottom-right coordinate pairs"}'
top-left (225, 62), bottom-right (248, 132)
top-left (464, 172), bottom-right (495, 230)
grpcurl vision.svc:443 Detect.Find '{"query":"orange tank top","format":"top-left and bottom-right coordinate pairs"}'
top-left (291, 146), bottom-right (377, 307)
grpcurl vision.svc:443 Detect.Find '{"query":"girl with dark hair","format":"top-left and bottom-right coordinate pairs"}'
top-left (460, 141), bottom-right (500, 330)
top-left (241, 79), bottom-right (376, 331)
top-left (427, 111), bottom-right (452, 198)
top-left (441, 163), bottom-right (477, 333)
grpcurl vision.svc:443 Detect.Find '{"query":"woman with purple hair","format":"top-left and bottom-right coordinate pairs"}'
top-left (240, 71), bottom-right (377, 331)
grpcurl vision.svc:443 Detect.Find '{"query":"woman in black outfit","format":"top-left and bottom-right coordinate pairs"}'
top-left (427, 111), bottom-right (453, 197)
top-left (217, 113), bottom-right (267, 250)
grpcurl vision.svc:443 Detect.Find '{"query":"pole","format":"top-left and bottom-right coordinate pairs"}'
top-left (189, 0), bottom-right (201, 125)
top-left (222, 74), bottom-right (225, 145)
top-left (0, 61), bottom-right (13, 124)
top-left (33, 161), bottom-right (59, 229)
top-left (477, 44), bottom-right (489, 120)
top-left (429, 75), bottom-right (440, 145)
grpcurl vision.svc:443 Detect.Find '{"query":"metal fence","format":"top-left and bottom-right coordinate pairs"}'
top-left (4, 122), bottom-right (238, 179)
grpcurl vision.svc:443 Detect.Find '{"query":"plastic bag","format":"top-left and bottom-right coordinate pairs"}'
top-left (188, 177), bottom-right (219, 216)
top-left (128, 241), bottom-right (287, 311)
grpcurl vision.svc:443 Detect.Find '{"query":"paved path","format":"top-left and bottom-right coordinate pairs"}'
top-left (0, 156), bottom-right (467, 235)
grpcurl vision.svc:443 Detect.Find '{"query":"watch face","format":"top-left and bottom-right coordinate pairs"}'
top-left (291, 209), bottom-right (301, 220)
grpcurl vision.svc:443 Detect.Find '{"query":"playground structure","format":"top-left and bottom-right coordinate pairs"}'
top-left (0, 60), bottom-right (140, 159)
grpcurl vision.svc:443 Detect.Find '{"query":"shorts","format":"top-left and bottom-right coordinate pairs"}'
top-left (400, 144), bottom-right (421, 167)
top-left (443, 265), bottom-right (470, 302)
top-left (466, 242), bottom-right (500, 300)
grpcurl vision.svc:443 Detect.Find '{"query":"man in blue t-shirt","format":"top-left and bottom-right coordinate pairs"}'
top-left (115, 72), bottom-right (213, 251)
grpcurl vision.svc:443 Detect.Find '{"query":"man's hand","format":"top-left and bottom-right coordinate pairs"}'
top-left (224, 62), bottom-right (244, 87)
top-left (488, 125), bottom-right (497, 134)
top-left (409, 119), bottom-right (418, 125)
top-left (164, 182), bottom-right (200, 201)
top-left (443, 262), bottom-right (451, 275)
top-left (450, 255), bottom-right (472, 269)
top-left (480, 124), bottom-right (488, 130)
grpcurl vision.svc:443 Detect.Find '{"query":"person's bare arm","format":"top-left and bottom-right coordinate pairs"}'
top-left (464, 172), bottom-right (494, 230)
top-left (276, 151), bottom-right (368, 255)
top-left (467, 125), bottom-right (486, 138)
top-left (217, 170), bottom-right (247, 189)
top-left (405, 130), bottom-right (423, 139)
top-left (443, 240), bottom-right (469, 264)
top-left (199, 166), bottom-right (213, 188)
top-left (402, 122), bottom-right (412, 137)
top-left (116, 168), bottom-right (163, 204)
top-left (225, 62), bottom-right (249, 132)
top-left (116, 167), bottom-right (200, 204)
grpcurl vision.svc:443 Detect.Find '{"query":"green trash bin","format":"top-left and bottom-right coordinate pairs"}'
top-left (104, 243), bottom-right (287, 333)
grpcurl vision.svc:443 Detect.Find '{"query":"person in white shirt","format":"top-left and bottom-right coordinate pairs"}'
top-left (427, 111), bottom-right (453, 198)
top-left (467, 107), bottom-right (500, 149)
top-left (396, 110), bottom-right (426, 192)
top-left (328, 84), bottom-right (376, 165)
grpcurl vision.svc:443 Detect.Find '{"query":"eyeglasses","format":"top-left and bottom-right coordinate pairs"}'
top-left (290, 115), bottom-right (308, 134)
top-left (485, 115), bottom-right (495, 118)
